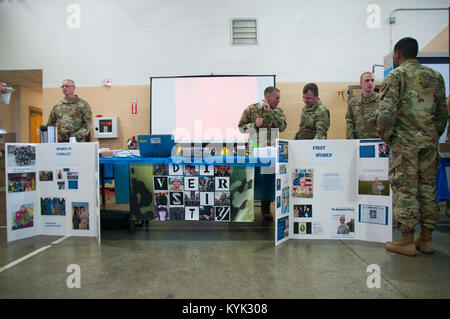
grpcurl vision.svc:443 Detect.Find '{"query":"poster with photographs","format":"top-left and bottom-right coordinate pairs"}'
top-left (7, 144), bottom-right (36, 170)
top-left (358, 174), bottom-right (390, 196)
top-left (275, 139), bottom-right (391, 245)
top-left (331, 208), bottom-right (355, 238)
top-left (41, 197), bottom-right (66, 215)
top-left (359, 204), bottom-right (388, 225)
top-left (292, 169), bottom-right (313, 198)
top-left (11, 203), bottom-right (34, 230)
top-left (5, 143), bottom-right (100, 243)
top-left (8, 172), bottom-right (36, 193)
top-left (72, 202), bottom-right (89, 230)
top-left (277, 216), bottom-right (290, 241)
top-left (294, 221), bottom-right (312, 235)
top-left (129, 164), bottom-right (254, 223)
top-left (293, 204), bottom-right (312, 218)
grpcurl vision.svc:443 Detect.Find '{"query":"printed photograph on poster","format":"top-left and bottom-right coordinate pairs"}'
top-left (185, 165), bottom-right (200, 176)
top-left (293, 204), bottom-right (312, 218)
top-left (359, 204), bottom-right (389, 225)
top-left (358, 174), bottom-right (389, 196)
top-left (215, 166), bottom-right (230, 176)
top-left (67, 172), bottom-right (78, 180)
top-left (11, 203), bottom-right (34, 230)
top-left (68, 180), bottom-right (78, 190)
top-left (214, 191), bottom-right (230, 206)
top-left (72, 202), bottom-right (89, 230)
top-left (359, 144), bottom-right (375, 158)
top-left (292, 169), bottom-right (313, 198)
top-left (8, 172), bottom-right (36, 193)
top-left (277, 196), bottom-right (281, 208)
top-left (332, 210), bottom-right (355, 238)
top-left (278, 141), bottom-right (289, 163)
top-left (281, 186), bottom-right (289, 214)
top-left (169, 176), bottom-right (184, 191)
top-left (153, 164), bottom-right (169, 176)
top-left (277, 216), bottom-right (289, 241)
top-left (378, 143), bottom-right (390, 158)
top-left (155, 205), bottom-right (170, 220)
top-left (56, 169), bottom-right (64, 180)
top-left (294, 222), bottom-right (312, 234)
top-left (184, 191), bottom-right (200, 206)
top-left (276, 178), bottom-right (281, 191)
top-left (154, 191), bottom-right (169, 220)
top-left (199, 206), bottom-right (215, 221)
top-left (41, 197), bottom-right (66, 215)
top-left (39, 171), bottom-right (53, 181)
top-left (57, 181), bottom-right (65, 189)
top-left (279, 164), bottom-right (287, 175)
top-left (170, 207), bottom-right (185, 220)
top-left (7, 145), bottom-right (36, 167)
top-left (199, 176), bottom-right (215, 191)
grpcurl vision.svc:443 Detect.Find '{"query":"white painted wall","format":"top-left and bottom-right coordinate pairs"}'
top-left (0, 0), bottom-right (448, 87)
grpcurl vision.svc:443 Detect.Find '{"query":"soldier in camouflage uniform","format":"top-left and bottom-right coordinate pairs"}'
top-left (377, 37), bottom-right (447, 256)
top-left (294, 83), bottom-right (330, 140)
top-left (346, 72), bottom-right (380, 139)
top-left (238, 86), bottom-right (287, 220)
top-left (47, 79), bottom-right (92, 142)
top-left (238, 86), bottom-right (287, 147)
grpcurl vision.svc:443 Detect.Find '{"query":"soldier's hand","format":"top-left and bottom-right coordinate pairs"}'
top-left (255, 117), bottom-right (264, 127)
top-left (0, 82), bottom-right (7, 94)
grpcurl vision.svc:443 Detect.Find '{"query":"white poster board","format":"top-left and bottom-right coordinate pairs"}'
top-left (275, 139), bottom-right (392, 246)
top-left (5, 142), bottom-right (100, 243)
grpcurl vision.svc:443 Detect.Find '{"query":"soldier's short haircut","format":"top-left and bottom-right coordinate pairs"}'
top-left (360, 72), bottom-right (374, 81)
top-left (303, 83), bottom-right (319, 97)
top-left (394, 37), bottom-right (418, 59)
top-left (264, 86), bottom-right (280, 96)
top-left (63, 79), bottom-right (76, 86)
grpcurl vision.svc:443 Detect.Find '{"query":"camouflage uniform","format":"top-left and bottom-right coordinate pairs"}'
top-left (345, 93), bottom-right (379, 139)
top-left (47, 95), bottom-right (92, 142)
top-left (377, 58), bottom-right (447, 232)
top-left (238, 102), bottom-right (287, 147)
top-left (294, 99), bottom-right (330, 140)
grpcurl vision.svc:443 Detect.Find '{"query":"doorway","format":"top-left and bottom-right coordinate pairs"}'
top-left (29, 107), bottom-right (42, 143)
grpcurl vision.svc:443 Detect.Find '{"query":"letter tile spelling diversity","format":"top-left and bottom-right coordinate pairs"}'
top-left (129, 164), bottom-right (255, 222)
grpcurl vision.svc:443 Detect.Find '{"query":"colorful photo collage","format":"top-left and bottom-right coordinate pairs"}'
top-left (148, 164), bottom-right (233, 222)
top-left (39, 168), bottom-right (79, 190)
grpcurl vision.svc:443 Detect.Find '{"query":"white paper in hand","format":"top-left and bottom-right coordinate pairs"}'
top-left (0, 87), bottom-right (15, 104)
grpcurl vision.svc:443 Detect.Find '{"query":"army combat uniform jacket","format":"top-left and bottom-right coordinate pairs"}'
top-left (377, 58), bottom-right (447, 231)
top-left (345, 93), bottom-right (380, 139)
top-left (48, 95), bottom-right (93, 142)
top-left (294, 99), bottom-right (330, 140)
top-left (238, 103), bottom-right (287, 147)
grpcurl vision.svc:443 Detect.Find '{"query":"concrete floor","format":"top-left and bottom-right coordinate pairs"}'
top-left (0, 204), bottom-right (449, 299)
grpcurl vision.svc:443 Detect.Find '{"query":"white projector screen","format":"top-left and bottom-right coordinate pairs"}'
top-left (150, 75), bottom-right (276, 142)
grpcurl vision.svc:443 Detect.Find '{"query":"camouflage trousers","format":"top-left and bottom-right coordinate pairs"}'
top-left (389, 146), bottom-right (440, 232)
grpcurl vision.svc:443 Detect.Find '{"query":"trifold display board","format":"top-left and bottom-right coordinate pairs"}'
top-left (275, 139), bottom-right (392, 246)
top-left (5, 142), bottom-right (100, 243)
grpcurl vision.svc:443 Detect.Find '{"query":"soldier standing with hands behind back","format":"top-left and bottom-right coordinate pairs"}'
top-left (346, 72), bottom-right (380, 139)
top-left (377, 37), bottom-right (447, 256)
top-left (47, 79), bottom-right (92, 142)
